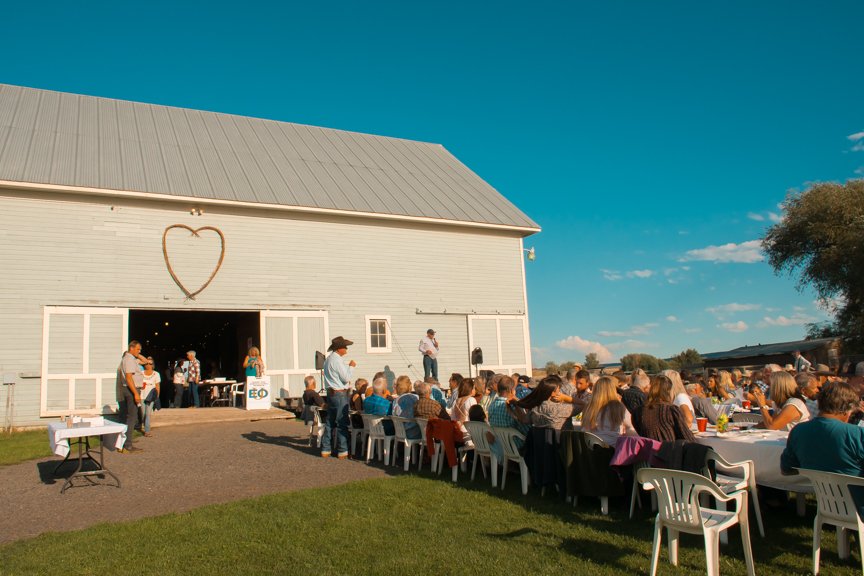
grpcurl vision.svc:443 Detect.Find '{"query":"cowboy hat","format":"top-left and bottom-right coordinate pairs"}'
top-left (327, 336), bottom-right (353, 351)
top-left (812, 364), bottom-right (834, 376)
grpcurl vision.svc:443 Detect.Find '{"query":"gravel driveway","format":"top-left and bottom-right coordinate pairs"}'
top-left (0, 419), bottom-right (389, 544)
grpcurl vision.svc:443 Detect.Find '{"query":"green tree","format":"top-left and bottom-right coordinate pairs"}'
top-left (668, 348), bottom-right (703, 370)
top-left (544, 361), bottom-right (560, 376)
top-left (584, 353), bottom-right (600, 370)
top-left (620, 353), bottom-right (668, 373)
top-left (763, 180), bottom-right (864, 350)
top-left (559, 361), bottom-right (577, 373)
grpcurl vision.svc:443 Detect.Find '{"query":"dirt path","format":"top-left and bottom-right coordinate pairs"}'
top-left (0, 419), bottom-right (389, 543)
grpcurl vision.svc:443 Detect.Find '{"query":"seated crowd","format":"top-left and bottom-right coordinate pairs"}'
top-left (306, 357), bottom-right (864, 504)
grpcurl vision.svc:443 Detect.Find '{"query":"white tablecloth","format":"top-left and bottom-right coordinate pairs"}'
top-left (47, 421), bottom-right (127, 458)
top-left (695, 429), bottom-right (812, 492)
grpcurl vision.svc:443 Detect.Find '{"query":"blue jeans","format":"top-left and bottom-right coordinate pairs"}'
top-left (321, 391), bottom-right (349, 456)
top-left (423, 355), bottom-right (438, 380)
top-left (190, 382), bottom-right (200, 407)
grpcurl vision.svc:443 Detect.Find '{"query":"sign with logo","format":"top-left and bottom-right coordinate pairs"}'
top-left (246, 376), bottom-right (271, 410)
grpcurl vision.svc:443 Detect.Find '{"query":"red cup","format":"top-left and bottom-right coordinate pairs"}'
top-left (742, 400), bottom-right (751, 410)
top-left (696, 417), bottom-right (708, 432)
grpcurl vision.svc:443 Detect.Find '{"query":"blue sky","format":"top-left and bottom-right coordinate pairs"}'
top-left (3, 1), bottom-right (862, 365)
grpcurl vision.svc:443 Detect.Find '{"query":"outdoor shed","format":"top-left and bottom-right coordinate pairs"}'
top-left (0, 83), bottom-right (539, 427)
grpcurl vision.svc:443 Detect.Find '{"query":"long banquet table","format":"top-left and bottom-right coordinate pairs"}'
top-left (694, 428), bottom-right (811, 492)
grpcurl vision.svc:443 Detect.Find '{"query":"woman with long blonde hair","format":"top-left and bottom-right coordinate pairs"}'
top-left (660, 369), bottom-right (694, 428)
top-left (582, 376), bottom-right (638, 445)
top-left (752, 371), bottom-right (811, 430)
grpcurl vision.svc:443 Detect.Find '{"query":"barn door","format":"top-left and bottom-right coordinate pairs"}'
top-left (467, 315), bottom-right (531, 376)
top-left (260, 310), bottom-right (329, 398)
top-left (41, 306), bottom-right (128, 416)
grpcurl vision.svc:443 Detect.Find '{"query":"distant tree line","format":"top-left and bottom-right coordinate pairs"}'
top-left (542, 349), bottom-right (702, 375)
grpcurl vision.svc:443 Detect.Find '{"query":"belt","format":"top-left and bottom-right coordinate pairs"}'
top-left (328, 389), bottom-right (349, 394)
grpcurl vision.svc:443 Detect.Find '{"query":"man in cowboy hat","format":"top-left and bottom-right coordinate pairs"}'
top-left (321, 336), bottom-right (356, 459)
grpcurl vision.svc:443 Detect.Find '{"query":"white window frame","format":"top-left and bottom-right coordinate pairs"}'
top-left (365, 315), bottom-right (392, 354)
top-left (41, 306), bottom-right (129, 417)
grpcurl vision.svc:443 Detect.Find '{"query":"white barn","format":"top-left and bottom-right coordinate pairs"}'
top-left (0, 84), bottom-right (539, 427)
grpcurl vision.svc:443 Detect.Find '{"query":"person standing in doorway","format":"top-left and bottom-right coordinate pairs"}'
top-left (419, 329), bottom-right (440, 380)
top-left (185, 350), bottom-right (201, 408)
top-left (116, 341), bottom-right (146, 452)
top-left (243, 347), bottom-right (265, 378)
top-left (321, 336), bottom-right (356, 459)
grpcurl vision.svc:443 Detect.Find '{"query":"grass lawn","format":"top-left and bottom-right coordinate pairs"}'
top-left (0, 429), bottom-right (54, 466)
top-left (1, 474), bottom-right (862, 576)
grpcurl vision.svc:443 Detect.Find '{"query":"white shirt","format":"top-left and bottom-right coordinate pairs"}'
top-left (418, 335), bottom-right (439, 359)
top-left (141, 371), bottom-right (161, 402)
top-left (673, 392), bottom-right (695, 420)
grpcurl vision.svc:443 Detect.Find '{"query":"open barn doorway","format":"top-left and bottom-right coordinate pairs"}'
top-left (129, 310), bottom-right (260, 407)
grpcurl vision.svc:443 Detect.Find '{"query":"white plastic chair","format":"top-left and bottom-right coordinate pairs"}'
top-left (348, 411), bottom-right (366, 456)
top-left (705, 448), bottom-right (765, 538)
top-left (390, 416), bottom-right (424, 471)
top-left (463, 421), bottom-right (497, 487)
top-left (637, 468), bottom-right (755, 576)
top-left (796, 468), bottom-right (864, 575)
top-left (230, 382), bottom-right (245, 407)
top-left (573, 431), bottom-right (612, 515)
top-left (432, 429), bottom-right (473, 482)
top-left (361, 413), bottom-right (393, 465)
top-left (493, 427), bottom-right (529, 495)
top-left (415, 418), bottom-right (430, 472)
top-left (307, 406), bottom-right (325, 447)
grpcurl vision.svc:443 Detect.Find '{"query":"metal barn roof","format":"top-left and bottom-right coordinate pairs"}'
top-left (0, 84), bottom-right (539, 232)
top-left (701, 337), bottom-right (838, 361)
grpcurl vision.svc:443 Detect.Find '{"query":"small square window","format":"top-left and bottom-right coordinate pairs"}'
top-left (365, 315), bottom-right (391, 353)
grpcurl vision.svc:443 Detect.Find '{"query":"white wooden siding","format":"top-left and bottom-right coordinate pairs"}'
top-left (0, 189), bottom-right (531, 425)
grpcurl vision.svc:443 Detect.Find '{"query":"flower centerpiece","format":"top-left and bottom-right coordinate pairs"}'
top-left (716, 413), bottom-right (729, 434)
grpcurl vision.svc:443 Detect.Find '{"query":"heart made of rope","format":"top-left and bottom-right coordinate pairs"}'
top-left (162, 224), bottom-right (226, 300)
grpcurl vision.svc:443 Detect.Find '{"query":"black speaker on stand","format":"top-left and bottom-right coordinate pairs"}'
top-left (471, 347), bottom-right (483, 378)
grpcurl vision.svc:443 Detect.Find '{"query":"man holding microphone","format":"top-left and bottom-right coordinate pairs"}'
top-left (321, 336), bottom-right (356, 459)
top-left (419, 329), bottom-right (440, 380)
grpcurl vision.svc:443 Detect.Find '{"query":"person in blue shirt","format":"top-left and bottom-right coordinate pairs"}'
top-left (364, 377), bottom-right (394, 435)
top-left (320, 336), bottom-right (356, 459)
top-left (781, 380), bottom-right (864, 515)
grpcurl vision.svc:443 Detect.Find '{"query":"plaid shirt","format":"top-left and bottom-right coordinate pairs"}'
top-left (187, 359), bottom-right (200, 384)
top-left (487, 396), bottom-right (528, 434)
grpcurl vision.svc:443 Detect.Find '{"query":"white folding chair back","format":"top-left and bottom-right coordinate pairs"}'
top-left (796, 468), bottom-right (864, 575)
top-left (463, 421), bottom-right (498, 487)
top-left (308, 406), bottom-right (325, 447)
top-left (704, 447), bottom-right (765, 538)
top-left (731, 412), bottom-right (763, 425)
top-left (348, 411), bottom-right (366, 456)
top-left (390, 416), bottom-right (424, 471)
top-left (361, 413), bottom-right (393, 465)
top-left (492, 427), bottom-right (529, 495)
top-left (414, 418), bottom-right (430, 472)
top-left (636, 468), bottom-right (755, 576)
top-left (230, 382), bottom-right (245, 407)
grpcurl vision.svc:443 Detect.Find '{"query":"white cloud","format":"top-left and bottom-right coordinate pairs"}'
top-left (853, 142), bottom-right (864, 152)
top-left (767, 212), bottom-right (783, 223)
top-left (666, 315), bottom-right (679, 322)
top-left (706, 303), bottom-right (762, 316)
top-left (815, 296), bottom-right (846, 313)
top-left (680, 240), bottom-right (764, 263)
top-left (758, 312), bottom-right (817, 327)
top-left (855, 166), bottom-right (864, 176)
top-left (555, 336), bottom-right (613, 363)
top-left (849, 131), bottom-right (864, 141)
top-left (597, 322), bottom-right (658, 338)
top-left (747, 212), bottom-right (765, 221)
top-left (629, 269), bottom-right (654, 279)
top-left (601, 269), bottom-right (656, 281)
top-left (719, 321), bottom-right (749, 333)
top-left (601, 269), bottom-right (624, 281)
top-left (683, 327), bottom-right (702, 334)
